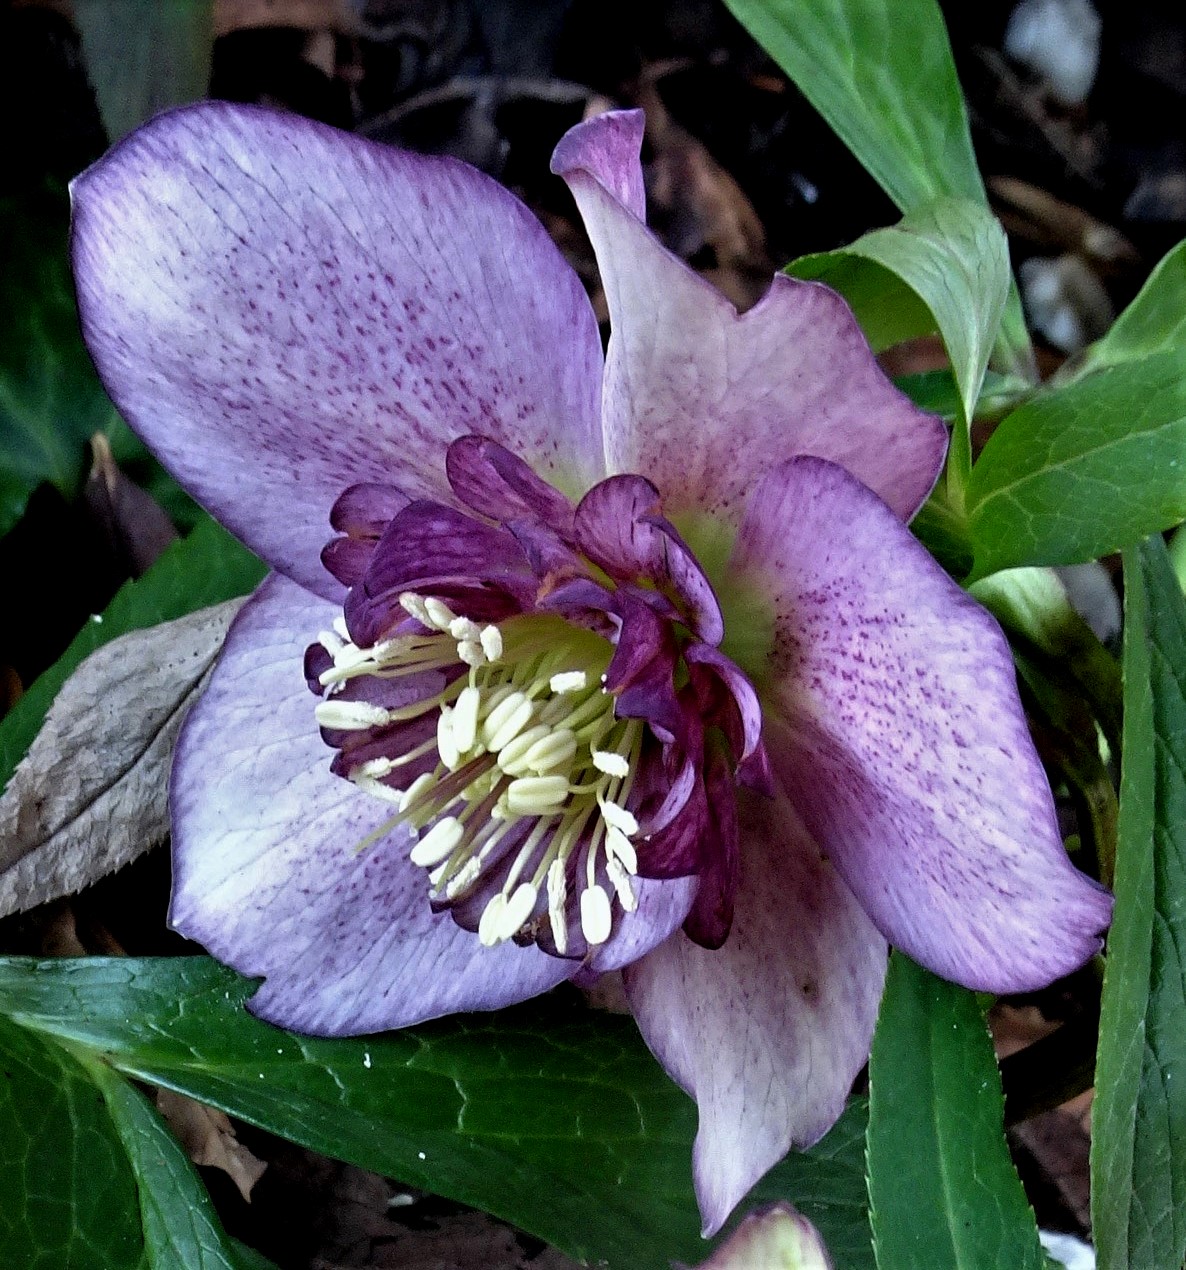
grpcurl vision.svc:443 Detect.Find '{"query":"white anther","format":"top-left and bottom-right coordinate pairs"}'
top-left (333, 615), bottom-right (351, 640)
top-left (399, 593), bottom-right (432, 625)
top-left (331, 642), bottom-right (372, 671)
top-left (350, 775), bottom-right (406, 805)
top-left (549, 670), bottom-right (587, 694)
top-left (452, 687), bottom-right (481, 753)
top-left (598, 799), bottom-right (639, 837)
top-left (605, 826), bottom-right (638, 873)
top-left (505, 775), bottom-right (569, 816)
top-left (436, 706), bottom-right (460, 769)
top-left (498, 883), bottom-right (538, 940)
top-left (410, 817), bottom-right (464, 867)
top-left (444, 857), bottom-right (482, 899)
top-left (520, 729), bottom-right (577, 775)
top-left (456, 639), bottom-right (487, 667)
top-left (448, 615), bottom-right (482, 642)
top-left (482, 692), bottom-right (534, 751)
top-left (547, 859), bottom-right (569, 956)
top-left (478, 894), bottom-right (507, 946)
top-left (592, 750), bottom-right (630, 778)
top-left (496, 725), bottom-right (552, 774)
top-left (606, 855), bottom-right (638, 912)
top-left (314, 700), bottom-right (391, 730)
top-left (350, 757), bottom-right (393, 779)
top-left (318, 629), bottom-right (345, 657)
top-left (424, 597), bottom-right (457, 630)
top-left (580, 885), bottom-right (613, 946)
top-left (399, 772), bottom-right (435, 813)
top-left (480, 625), bottom-right (503, 662)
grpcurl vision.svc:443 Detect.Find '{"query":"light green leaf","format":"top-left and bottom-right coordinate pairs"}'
top-left (0, 515), bottom-right (264, 793)
top-left (1092, 536), bottom-right (1186, 1269)
top-left (791, 197), bottom-right (1010, 427)
top-left (867, 953), bottom-right (1045, 1270)
top-left (87, 1061), bottom-right (276, 1270)
top-left (0, 1015), bottom-right (147, 1270)
top-left (966, 354), bottom-right (1186, 578)
top-left (74, 0), bottom-right (214, 142)
top-left (722, 0), bottom-right (1034, 382)
top-left (1081, 238), bottom-right (1186, 372)
top-left (0, 957), bottom-right (873, 1270)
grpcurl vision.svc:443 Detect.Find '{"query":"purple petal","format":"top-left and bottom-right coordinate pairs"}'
top-left (584, 874), bottom-right (699, 972)
top-left (72, 102), bottom-right (605, 597)
top-left (604, 591), bottom-right (684, 740)
top-left (330, 483), bottom-right (409, 535)
top-left (624, 791), bottom-right (887, 1237)
top-left (685, 642), bottom-right (763, 763)
top-left (681, 746), bottom-right (740, 949)
top-left (446, 436), bottom-right (575, 533)
top-left (574, 475), bottom-right (724, 643)
top-left (735, 457), bottom-right (1113, 992)
top-left (170, 573), bottom-right (573, 1034)
top-left (551, 111), bottom-right (946, 525)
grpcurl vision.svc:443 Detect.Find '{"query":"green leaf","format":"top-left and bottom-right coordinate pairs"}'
top-left (966, 354), bottom-right (1186, 578)
top-left (87, 1060), bottom-right (276, 1270)
top-left (721, 0), bottom-right (983, 210)
top-left (0, 1015), bottom-right (146, 1270)
top-left (722, 0), bottom-right (1034, 382)
top-left (0, 516), bottom-right (264, 793)
top-left (1092, 536), bottom-right (1186, 1269)
top-left (0, 957), bottom-right (873, 1270)
top-left (74, 0), bottom-right (214, 142)
top-left (895, 369), bottom-right (1030, 422)
top-left (791, 198), bottom-right (1010, 428)
top-left (0, 185), bottom-right (120, 537)
top-left (867, 953), bottom-right (1045, 1270)
top-left (1081, 239), bottom-right (1186, 372)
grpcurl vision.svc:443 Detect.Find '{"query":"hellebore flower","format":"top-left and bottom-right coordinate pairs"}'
top-left (70, 103), bottom-right (1112, 1236)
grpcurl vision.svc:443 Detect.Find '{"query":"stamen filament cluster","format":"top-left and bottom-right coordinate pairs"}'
top-left (314, 595), bottom-right (643, 954)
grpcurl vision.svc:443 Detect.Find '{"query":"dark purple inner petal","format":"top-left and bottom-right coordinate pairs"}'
top-left (330, 482), bottom-right (410, 535)
top-left (446, 435), bottom-right (575, 532)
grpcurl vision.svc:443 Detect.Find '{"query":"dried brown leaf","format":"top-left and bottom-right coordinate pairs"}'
top-left (156, 1088), bottom-right (267, 1203)
top-left (0, 600), bottom-right (243, 917)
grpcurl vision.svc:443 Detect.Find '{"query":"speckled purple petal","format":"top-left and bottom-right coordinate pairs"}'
top-left (735, 457), bottom-right (1113, 992)
top-left (170, 573), bottom-right (573, 1034)
top-left (624, 791), bottom-right (887, 1237)
top-left (551, 111), bottom-right (946, 525)
top-left (72, 102), bottom-right (605, 597)
top-left (574, 474), bottom-right (724, 643)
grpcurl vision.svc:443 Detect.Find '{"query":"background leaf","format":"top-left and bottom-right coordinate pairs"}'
top-left (88, 1061), bottom-right (276, 1270)
top-left (0, 956), bottom-right (873, 1270)
top-left (867, 953), bottom-right (1045, 1270)
top-left (0, 1014), bottom-right (146, 1270)
top-left (966, 354), bottom-right (1186, 578)
top-left (73, 0), bottom-right (214, 142)
top-left (0, 185), bottom-right (120, 537)
top-left (0, 516), bottom-right (264, 794)
top-left (1092, 536), bottom-right (1186, 1269)
top-left (790, 197), bottom-right (1010, 427)
top-left (1080, 239), bottom-right (1186, 372)
top-left (722, 0), bottom-right (1033, 377)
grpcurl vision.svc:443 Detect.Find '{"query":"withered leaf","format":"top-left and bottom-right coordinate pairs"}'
top-left (0, 599), bottom-right (244, 917)
top-left (155, 1088), bottom-right (267, 1203)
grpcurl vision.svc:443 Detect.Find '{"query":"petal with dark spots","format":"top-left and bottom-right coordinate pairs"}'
top-left (736, 456), bottom-right (1112, 992)
top-left (72, 101), bottom-right (605, 596)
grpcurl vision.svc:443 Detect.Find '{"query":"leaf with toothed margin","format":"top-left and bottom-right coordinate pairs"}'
top-left (0, 957), bottom-right (873, 1270)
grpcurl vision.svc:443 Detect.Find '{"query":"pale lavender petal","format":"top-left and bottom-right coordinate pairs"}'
top-left (72, 102), bottom-right (605, 597)
top-left (735, 457), bottom-right (1113, 992)
top-left (551, 111), bottom-right (946, 524)
top-left (170, 573), bottom-right (573, 1034)
top-left (624, 791), bottom-right (887, 1237)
